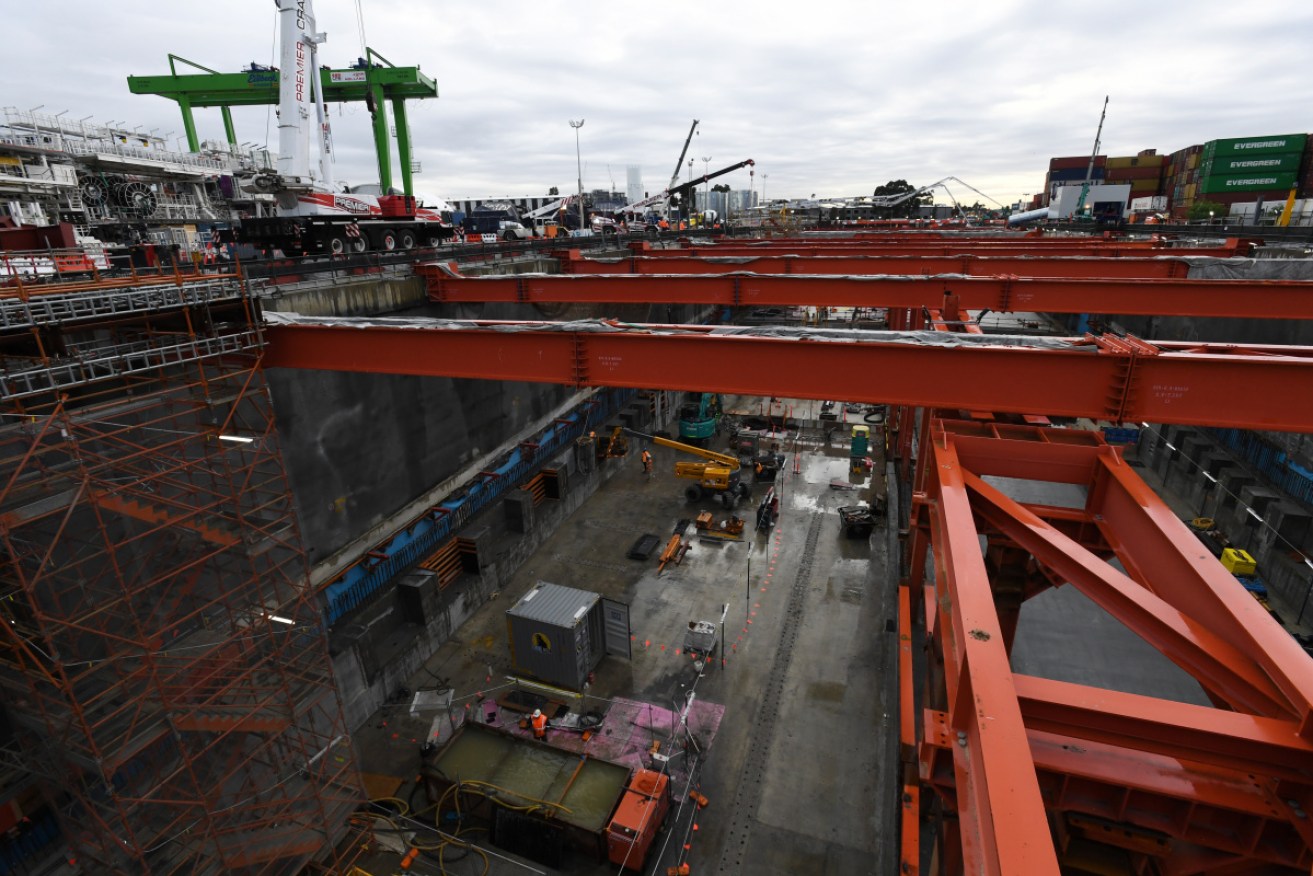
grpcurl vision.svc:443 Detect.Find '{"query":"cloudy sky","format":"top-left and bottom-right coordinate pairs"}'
top-left (11, 1), bottom-right (1312, 206)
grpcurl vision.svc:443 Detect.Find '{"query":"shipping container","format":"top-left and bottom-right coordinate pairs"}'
top-left (1194, 190), bottom-right (1291, 208)
top-left (1107, 155), bottom-right (1165, 169)
top-left (1129, 179), bottom-right (1161, 192)
top-left (505, 582), bottom-right (630, 690)
top-left (1188, 153), bottom-right (1199, 169)
top-left (1105, 166), bottom-right (1164, 181)
top-left (1206, 133), bottom-right (1307, 158)
top-left (1185, 183), bottom-right (1196, 198)
top-left (1202, 153), bottom-right (1303, 176)
top-left (1130, 195), bottom-right (1169, 211)
top-left (1200, 172), bottom-right (1298, 195)
top-left (1049, 167), bottom-right (1105, 182)
top-left (1049, 155), bottom-right (1107, 171)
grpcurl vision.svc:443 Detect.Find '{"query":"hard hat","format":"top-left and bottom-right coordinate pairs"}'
top-left (532, 709), bottom-right (542, 718)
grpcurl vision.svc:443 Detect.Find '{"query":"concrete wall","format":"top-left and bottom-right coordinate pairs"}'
top-left (1059, 256), bottom-right (1313, 488)
top-left (1138, 425), bottom-right (1313, 626)
top-left (328, 427), bottom-right (637, 729)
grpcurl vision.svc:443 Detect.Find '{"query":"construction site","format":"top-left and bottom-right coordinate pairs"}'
top-left (4, 2), bottom-right (1313, 873)
top-left (2, 224), bottom-right (1313, 876)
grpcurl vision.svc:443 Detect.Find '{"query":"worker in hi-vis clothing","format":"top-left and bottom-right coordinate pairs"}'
top-left (531, 709), bottom-right (547, 739)
top-left (641, 449), bottom-right (654, 478)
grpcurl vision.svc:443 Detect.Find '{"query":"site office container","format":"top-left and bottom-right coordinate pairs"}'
top-left (1199, 172), bottom-right (1299, 195)
top-left (506, 581), bottom-right (609, 691)
top-left (1205, 133), bottom-right (1307, 159)
top-left (1202, 153), bottom-right (1303, 177)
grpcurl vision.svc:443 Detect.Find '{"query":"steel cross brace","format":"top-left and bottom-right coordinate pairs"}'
top-left (910, 421), bottom-right (1313, 873)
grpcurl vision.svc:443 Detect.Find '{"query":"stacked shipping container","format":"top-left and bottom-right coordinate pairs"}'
top-left (1043, 155), bottom-right (1105, 203)
top-left (1044, 133), bottom-right (1310, 221)
top-left (1195, 134), bottom-right (1306, 212)
top-left (1104, 150), bottom-right (1165, 199)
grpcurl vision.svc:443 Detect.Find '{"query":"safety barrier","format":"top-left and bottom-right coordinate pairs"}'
top-left (322, 388), bottom-right (634, 624)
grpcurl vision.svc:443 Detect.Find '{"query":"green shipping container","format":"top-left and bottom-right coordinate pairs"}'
top-left (1205, 133), bottom-right (1307, 158)
top-left (1199, 171), bottom-right (1298, 194)
top-left (1202, 153), bottom-right (1303, 176)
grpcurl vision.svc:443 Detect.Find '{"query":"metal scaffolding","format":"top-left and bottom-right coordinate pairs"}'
top-left (0, 272), bottom-right (365, 874)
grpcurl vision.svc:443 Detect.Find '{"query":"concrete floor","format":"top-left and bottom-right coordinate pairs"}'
top-left (351, 399), bottom-right (898, 875)
top-left (347, 412), bottom-right (1226, 875)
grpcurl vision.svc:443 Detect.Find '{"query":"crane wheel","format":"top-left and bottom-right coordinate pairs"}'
top-left (737, 482), bottom-right (751, 499)
top-left (326, 236), bottom-right (347, 256)
top-left (723, 493), bottom-right (738, 511)
top-left (399, 231), bottom-right (417, 250)
top-left (684, 485), bottom-right (703, 503)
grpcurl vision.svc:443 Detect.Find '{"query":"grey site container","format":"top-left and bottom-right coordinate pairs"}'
top-left (505, 581), bottom-right (610, 691)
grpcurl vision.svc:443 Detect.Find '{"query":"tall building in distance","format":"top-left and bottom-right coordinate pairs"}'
top-left (626, 166), bottom-right (644, 205)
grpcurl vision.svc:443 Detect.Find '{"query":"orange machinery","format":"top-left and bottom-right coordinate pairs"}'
top-left (606, 769), bottom-right (670, 870)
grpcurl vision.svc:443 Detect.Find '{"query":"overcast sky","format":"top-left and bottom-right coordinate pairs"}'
top-left (11, 1), bottom-right (1312, 206)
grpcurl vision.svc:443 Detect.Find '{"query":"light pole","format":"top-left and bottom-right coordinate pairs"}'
top-left (762, 174), bottom-right (769, 206)
top-left (569, 119), bottom-right (585, 231)
top-left (700, 157), bottom-right (712, 219)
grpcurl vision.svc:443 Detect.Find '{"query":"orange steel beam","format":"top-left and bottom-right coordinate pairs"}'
top-left (922, 431), bottom-right (1059, 875)
top-left (423, 271), bottom-right (1313, 321)
top-left (964, 471), bottom-right (1294, 717)
top-left (1014, 674), bottom-right (1313, 782)
top-left (553, 251), bottom-right (1193, 278)
top-left (922, 724), bottom-right (1312, 872)
top-left (668, 241), bottom-right (1247, 258)
top-left (260, 319), bottom-right (1313, 433)
top-left (913, 423), bottom-right (1313, 873)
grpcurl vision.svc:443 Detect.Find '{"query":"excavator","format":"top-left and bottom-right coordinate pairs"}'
top-left (624, 429), bottom-right (750, 508)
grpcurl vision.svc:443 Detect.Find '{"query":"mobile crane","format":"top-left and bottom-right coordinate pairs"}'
top-left (625, 429), bottom-right (750, 508)
top-left (234, 0), bottom-right (456, 256)
top-left (616, 158), bottom-right (755, 223)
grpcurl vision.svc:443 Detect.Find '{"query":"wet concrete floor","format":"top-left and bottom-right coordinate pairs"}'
top-left (352, 398), bottom-right (898, 875)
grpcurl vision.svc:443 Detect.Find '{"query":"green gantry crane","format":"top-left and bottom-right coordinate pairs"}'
top-left (127, 48), bottom-right (437, 200)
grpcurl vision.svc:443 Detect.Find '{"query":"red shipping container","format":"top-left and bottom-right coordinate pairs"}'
top-left (1106, 166), bottom-right (1164, 181)
top-left (1050, 155), bottom-right (1107, 171)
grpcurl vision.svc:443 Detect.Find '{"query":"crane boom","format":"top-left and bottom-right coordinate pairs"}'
top-left (667, 120), bottom-right (700, 194)
top-left (625, 429), bottom-right (739, 470)
top-left (620, 159), bottom-right (755, 216)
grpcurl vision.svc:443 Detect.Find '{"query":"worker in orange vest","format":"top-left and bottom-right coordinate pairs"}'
top-left (531, 709), bottom-right (547, 739)
top-left (641, 449), bottom-right (654, 479)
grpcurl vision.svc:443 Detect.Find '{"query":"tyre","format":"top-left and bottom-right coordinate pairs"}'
top-left (722, 493), bottom-right (738, 511)
top-left (684, 485), bottom-right (702, 503)
top-left (326, 236), bottom-right (347, 256)
top-left (427, 236), bottom-right (443, 248)
top-left (736, 482), bottom-right (751, 499)
top-left (377, 229), bottom-right (398, 251)
top-left (503, 231), bottom-right (516, 241)
top-left (399, 231), bottom-right (417, 250)
top-left (349, 236), bottom-right (368, 253)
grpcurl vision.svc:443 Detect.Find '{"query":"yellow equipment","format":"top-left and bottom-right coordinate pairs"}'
top-left (626, 429), bottom-right (750, 508)
top-left (601, 426), bottom-right (629, 458)
top-left (1220, 548), bottom-right (1256, 576)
